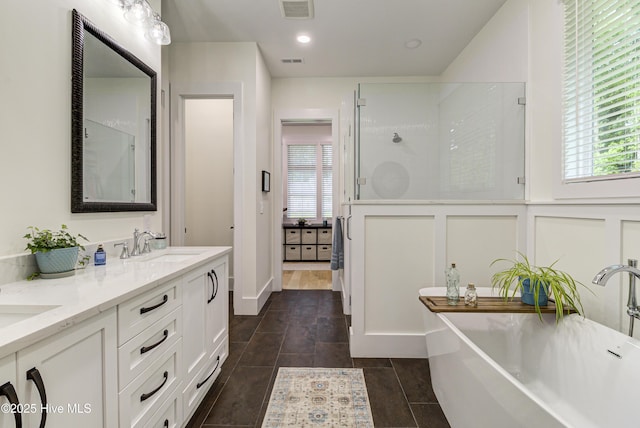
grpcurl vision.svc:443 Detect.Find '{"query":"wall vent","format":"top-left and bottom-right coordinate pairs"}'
top-left (279, 0), bottom-right (314, 19)
top-left (281, 58), bottom-right (305, 64)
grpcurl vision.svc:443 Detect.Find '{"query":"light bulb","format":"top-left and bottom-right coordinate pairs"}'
top-left (124, 0), bottom-right (152, 25)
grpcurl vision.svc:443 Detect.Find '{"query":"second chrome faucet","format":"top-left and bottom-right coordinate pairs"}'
top-left (593, 259), bottom-right (640, 336)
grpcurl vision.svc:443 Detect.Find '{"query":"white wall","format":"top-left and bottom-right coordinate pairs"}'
top-left (167, 42), bottom-right (272, 315)
top-left (0, 0), bottom-right (163, 258)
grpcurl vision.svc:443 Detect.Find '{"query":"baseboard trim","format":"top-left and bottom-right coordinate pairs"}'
top-left (349, 331), bottom-right (427, 358)
top-left (232, 277), bottom-right (273, 316)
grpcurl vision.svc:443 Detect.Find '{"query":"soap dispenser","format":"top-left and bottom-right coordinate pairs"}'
top-left (94, 244), bottom-right (106, 266)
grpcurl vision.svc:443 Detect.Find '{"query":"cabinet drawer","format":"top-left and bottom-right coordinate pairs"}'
top-left (183, 338), bottom-right (227, 420)
top-left (143, 385), bottom-right (182, 428)
top-left (284, 229), bottom-right (301, 244)
top-left (317, 228), bottom-right (332, 244)
top-left (118, 279), bottom-right (181, 346)
top-left (301, 229), bottom-right (317, 244)
top-left (119, 339), bottom-right (181, 428)
top-left (317, 245), bottom-right (332, 261)
top-left (119, 307), bottom-right (182, 388)
top-left (301, 246), bottom-right (316, 261)
top-left (285, 245), bottom-right (301, 261)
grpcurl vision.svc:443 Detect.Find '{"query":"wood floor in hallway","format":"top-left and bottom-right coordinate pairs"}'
top-left (282, 270), bottom-right (332, 289)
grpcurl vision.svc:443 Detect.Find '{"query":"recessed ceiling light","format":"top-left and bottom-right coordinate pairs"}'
top-left (297, 34), bottom-right (311, 44)
top-left (404, 38), bottom-right (422, 49)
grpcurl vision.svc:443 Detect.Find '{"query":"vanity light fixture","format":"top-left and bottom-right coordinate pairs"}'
top-left (117, 0), bottom-right (172, 45)
top-left (123, 0), bottom-right (152, 25)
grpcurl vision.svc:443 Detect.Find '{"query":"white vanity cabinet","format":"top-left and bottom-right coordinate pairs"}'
top-left (0, 246), bottom-right (230, 428)
top-left (181, 255), bottom-right (228, 420)
top-left (118, 278), bottom-right (183, 428)
top-left (17, 308), bottom-right (118, 428)
top-left (0, 354), bottom-right (18, 428)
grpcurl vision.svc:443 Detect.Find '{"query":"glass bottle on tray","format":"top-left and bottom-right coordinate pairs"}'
top-left (446, 263), bottom-right (460, 305)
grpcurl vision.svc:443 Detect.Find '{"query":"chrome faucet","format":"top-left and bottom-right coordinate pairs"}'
top-left (593, 259), bottom-right (640, 336)
top-left (132, 229), bottom-right (158, 256)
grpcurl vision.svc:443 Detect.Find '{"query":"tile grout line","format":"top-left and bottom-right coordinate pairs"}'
top-left (253, 299), bottom-right (291, 427)
top-left (389, 359), bottom-right (420, 428)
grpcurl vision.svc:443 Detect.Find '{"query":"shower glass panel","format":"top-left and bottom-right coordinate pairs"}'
top-left (83, 119), bottom-right (135, 202)
top-left (356, 82), bottom-right (525, 201)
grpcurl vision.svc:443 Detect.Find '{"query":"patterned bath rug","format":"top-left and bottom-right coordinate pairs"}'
top-left (262, 367), bottom-right (375, 427)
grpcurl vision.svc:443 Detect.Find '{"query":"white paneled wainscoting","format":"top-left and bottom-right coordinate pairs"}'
top-left (347, 202), bottom-right (640, 357)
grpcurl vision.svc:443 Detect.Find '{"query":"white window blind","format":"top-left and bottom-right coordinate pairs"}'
top-left (563, 0), bottom-right (640, 182)
top-left (322, 145), bottom-right (332, 219)
top-left (286, 143), bottom-right (332, 220)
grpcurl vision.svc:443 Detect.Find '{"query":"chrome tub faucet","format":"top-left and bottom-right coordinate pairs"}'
top-left (593, 259), bottom-right (640, 336)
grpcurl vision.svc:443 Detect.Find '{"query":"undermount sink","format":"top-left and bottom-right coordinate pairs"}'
top-left (146, 253), bottom-right (199, 263)
top-left (0, 305), bottom-right (60, 327)
top-left (132, 248), bottom-right (206, 263)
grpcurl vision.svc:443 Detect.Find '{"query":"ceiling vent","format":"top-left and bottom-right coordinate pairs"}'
top-left (281, 58), bottom-right (305, 64)
top-left (279, 0), bottom-right (314, 19)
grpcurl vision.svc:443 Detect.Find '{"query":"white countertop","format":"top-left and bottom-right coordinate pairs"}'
top-left (0, 246), bottom-right (231, 358)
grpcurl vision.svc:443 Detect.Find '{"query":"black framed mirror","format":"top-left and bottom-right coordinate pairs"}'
top-left (71, 9), bottom-right (157, 212)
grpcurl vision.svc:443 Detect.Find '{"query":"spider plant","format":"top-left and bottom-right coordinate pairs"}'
top-left (490, 252), bottom-right (588, 322)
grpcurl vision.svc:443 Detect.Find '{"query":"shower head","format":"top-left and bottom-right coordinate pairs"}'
top-left (392, 133), bottom-right (402, 143)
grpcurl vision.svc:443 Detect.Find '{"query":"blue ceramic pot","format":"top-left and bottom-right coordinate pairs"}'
top-left (520, 278), bottom-right (548, 306)
top-left (34, 247), bottom-right (79, 274)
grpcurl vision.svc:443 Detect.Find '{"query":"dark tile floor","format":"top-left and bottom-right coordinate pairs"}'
top-left (186, 290), bottom-right (450, 428)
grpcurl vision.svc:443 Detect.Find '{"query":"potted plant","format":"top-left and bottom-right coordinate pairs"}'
top-left (297, 218), bottom-right (308, 226)
top-left (490, 252), bottom-right (587, 322)
top-left (24, 224), bottom-right (88, 278)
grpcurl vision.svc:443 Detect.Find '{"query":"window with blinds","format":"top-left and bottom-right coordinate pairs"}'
top-left (286, 144), bottom-right (332, 219)
top-left (563, 0), bottom-right (640, 182)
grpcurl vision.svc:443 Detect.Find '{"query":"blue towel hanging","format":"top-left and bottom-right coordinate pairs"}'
top-left (331, 217), bottom-right (344, 270)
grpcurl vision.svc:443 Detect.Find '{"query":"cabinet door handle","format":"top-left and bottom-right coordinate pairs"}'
top-left (207, 269), bottom-right (219, 304)
top-left (26, 368), bottom-right (46, 428)
top-left (140, 329), bottom-right (169, 354)
top-left (206, 271), bottom-right (215, 304)
top-left (0, 381), bottom-right (22, 428)
top-left (140, 371), bottom-right (168, 402)
top-left (196, 356), bottom-right (220, 389)
top-left (140, 294), bottom-right (168, 314)
top-left (163, 419), bottom-right (169, 428)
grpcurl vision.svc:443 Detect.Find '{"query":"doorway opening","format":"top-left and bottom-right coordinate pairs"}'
top-left (171, 88), bottom-right (240, 299)
top-left (281, 122), bottom-right (332, 290)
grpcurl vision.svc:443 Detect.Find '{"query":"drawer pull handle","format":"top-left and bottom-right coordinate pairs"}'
top-left (140, 329), bottom-right (169, 354)
top-left (26, 368), bottom-right (46, 428)
top-left (140, 294), bottom-right (168, 314)
top-left (0, 382), bottom-right (22, 428)
top-left (196, 356), bottom-right (221, 389)
top-left (140, 371), bottom-right (168, 402)
top-left (207, 269), bottom-right (219, 304)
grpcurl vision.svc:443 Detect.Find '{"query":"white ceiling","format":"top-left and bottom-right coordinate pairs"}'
top-left (161, 0), bottom-right (508, 78)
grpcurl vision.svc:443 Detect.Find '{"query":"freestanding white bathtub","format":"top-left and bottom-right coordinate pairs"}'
top-left (420, 287), bottom-right (640, 428)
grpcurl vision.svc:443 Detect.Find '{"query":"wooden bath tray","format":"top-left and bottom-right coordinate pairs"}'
top-left (419, 296), bottom-right (569, 313)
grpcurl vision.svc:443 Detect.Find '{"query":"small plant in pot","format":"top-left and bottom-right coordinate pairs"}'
top-left (24, 224), bottom-right (88, 279)
top-left (490, 252), bottom-right (587, 322)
